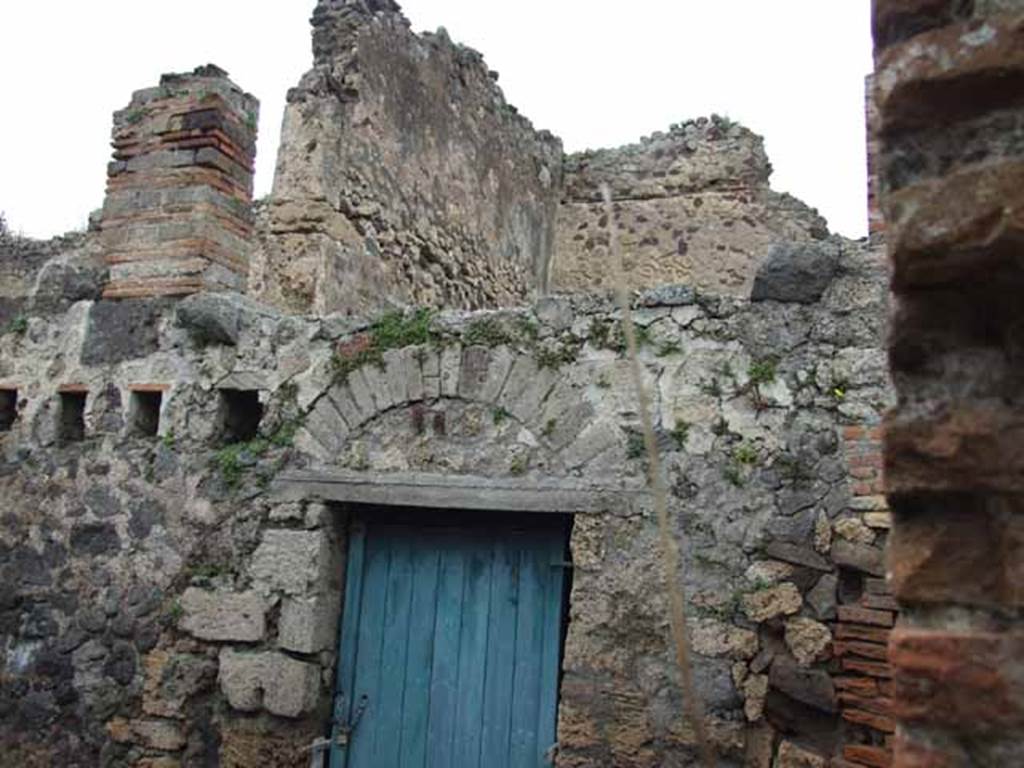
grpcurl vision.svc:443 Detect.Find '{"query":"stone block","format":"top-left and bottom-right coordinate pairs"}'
top-left (805, 574), bottom-right (838, 621)
top-left (762, 542), bottom-right (832, 572)
top-left (690, 618), bottom-right (758, 660)
top-left (750, 242), bottom-right (839, 304)
top-left (107, 717), bottom-right (187, 751)
top-left (769, 656), bottom-right (837, 713)
top-left (402, 345), bottom-right (425, 402)
top-left (774, 740), bottom-right (828, 767)
top-left (784, 617), bottom-right (832, 667)
top-left (249, 529), bottom-right (335, 597)
top-left (179, 588), bottom-right (266, 642)
top-left (279, 594), bottom-right (340, 654)
top-left (345, 369), bottom-right (378, 422)
top-left (304, 395), bottom-right (351, 454)
top-left (741, 582), bottom-right (802, 622)
top-left (382, 348), bottom-right (408, 406)
top-left (831, 540), bottom-right (885, 577)
top-left (440, 344), bottom-right (462, 397)
top-left (218, 649), bottom-right (320, 718)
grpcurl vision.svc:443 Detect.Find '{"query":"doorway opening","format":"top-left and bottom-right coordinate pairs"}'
top-left (331, 507), bottom-right (573, 768)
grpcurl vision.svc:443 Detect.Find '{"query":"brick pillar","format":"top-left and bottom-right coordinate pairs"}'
top-left (100, 65), bottom-right (258, 298)
top-left (873, 3), bottom-right (1024, 766)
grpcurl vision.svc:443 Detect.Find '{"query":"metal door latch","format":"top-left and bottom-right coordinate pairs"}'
top-left (336, 693), bottom-right (369, 747)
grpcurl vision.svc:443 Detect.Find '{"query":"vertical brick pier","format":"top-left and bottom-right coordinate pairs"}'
top-left (873, 3), bottom-right (1024, 765)
top-left (100, 65), bottom-right (258, 298)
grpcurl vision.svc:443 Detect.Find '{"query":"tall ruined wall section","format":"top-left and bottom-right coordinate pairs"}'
top-left (0, 238), bottom-right (892, 766)
top-left (552, 118), bottom-right (832, 296)
top-left (252, 0), bottom-right (563, 315)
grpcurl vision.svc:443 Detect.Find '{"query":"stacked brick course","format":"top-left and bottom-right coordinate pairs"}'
top-left (835, 425), bottom-right (896, 768)
top-left (872, 2), bottom-right (1024, 765)
top-left (101, 65), bottom-right (258, 298)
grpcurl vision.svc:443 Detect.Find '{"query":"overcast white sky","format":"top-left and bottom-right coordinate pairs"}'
top-left (0, 1), bottom-right (873, 240)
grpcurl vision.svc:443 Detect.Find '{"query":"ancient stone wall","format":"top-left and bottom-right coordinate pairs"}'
top-left (872, 2), bottom-right (1024, 766)
top-left (100, 65), bottom-right (259, 299)
top-left (0, 234), bottom-right (891, 766)
top-left (252, 0), bottom-right (562, 315)
top-left (551, 118), bottom-right (832, 297)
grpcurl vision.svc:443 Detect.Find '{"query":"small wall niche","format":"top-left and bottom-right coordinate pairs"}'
top-left (219, 389), bottom-right (263, 443)
top-left (0, 389), bottom-right (17, 432)
top-left (58, 390), bottom-right (87, 444)
top-left (129, 389), bottom-right (163, 437)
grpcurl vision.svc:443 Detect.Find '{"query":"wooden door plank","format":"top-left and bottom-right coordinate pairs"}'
top-left (452, 531), bottom-right (495, 767)
top-left (425, 533), bottom-right (469, 767)
top-left (480, 533), bottom-right (523, 767)
top-left (398, 533), bottom-right (442, 767)
top-left (509, 530), bottom-right (547, 767)
top-left (347, 528), bottom-right (393, 767)
top-left (374, 530), bottom-right (416, 766)
top-left (330, 522), bottom-right (367, 768)
top-left (536, 532), bottom-right (566, 765)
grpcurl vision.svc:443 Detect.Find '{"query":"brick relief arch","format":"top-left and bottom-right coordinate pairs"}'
top-left (294, 344), bottom-right (627, 477)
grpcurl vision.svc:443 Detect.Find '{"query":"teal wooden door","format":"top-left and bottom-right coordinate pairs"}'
top-left (330, 511), bottom-right (568, 768)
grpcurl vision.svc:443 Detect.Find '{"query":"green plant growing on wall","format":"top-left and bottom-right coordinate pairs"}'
top-left (670, 421), bottom-right (690, 450)
top-left (732, 442), bottom-right (759, 466)
top-left (711, 416), bottom-right (730, 437)
top-left (492, 407), bottom-right (510, 426)
top-left (535, 342), bottom-right (579, 370)
top-left (831, 378), bottom-right (849, 401)
top-left (588, 319), bottom-right (613, 349)
top-left (3, 315), bottom-right (27, 336)
top-left (332, 308), bottom-right (437, 381)
top-left (464, 316), bottom-right (516, 347)
top-left (509, 453), bottom-right (529, 476)
top-left (656, 340), bottom-right (682, 357)
top-left (541, 419), bottom-right (557, 439)
top-left (123, 107), bottom-right (150, 125)
top-left (626, 431), bottom-right (646, 460)
top-left (745, 357), bottom-right (777, 409)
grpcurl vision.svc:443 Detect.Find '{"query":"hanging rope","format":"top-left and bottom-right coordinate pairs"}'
top-left (602, 184), bottom-right (716, 768)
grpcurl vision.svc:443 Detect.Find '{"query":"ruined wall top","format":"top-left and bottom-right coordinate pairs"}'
top-left (564, 116), bottom-right (773, 203)
top-left (255, 0), bottom-right (562, 315)
top-left (311, 0), bottom-right (405, 65)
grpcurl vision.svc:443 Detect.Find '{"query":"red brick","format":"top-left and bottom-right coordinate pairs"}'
top-left (835, 676), bottom-right (880, 696)
top-left (887, 496), bottom-right (1024, 609)
top-left (836, 622), bottom-right (891, 644)
top-left (843, 707), bottom-right (897, 733)
top-left (838, 691), bottom-right (893, 717)
top-left (875, 15), bottom-right (1024, 134)
top-left (838, 606), bottom-right (895, 627)
top-left (889, 627), bottom-right (1024, 730)
top-left (845, 743), bottom-right (894, 767)
top-left (861, 594), bottom-right (900, 612)
top-left (834, 640), bottom-right (889, 661)
top-left (843, 659), bottom-right (893, 678)
top-left (884, 404), bottom-right (1024, 495)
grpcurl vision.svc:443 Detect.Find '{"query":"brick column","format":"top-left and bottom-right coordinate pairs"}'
top-left (100, 65), bottom-right (258, 298)
top-left (873, 2), bottom-right (1024, 765)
